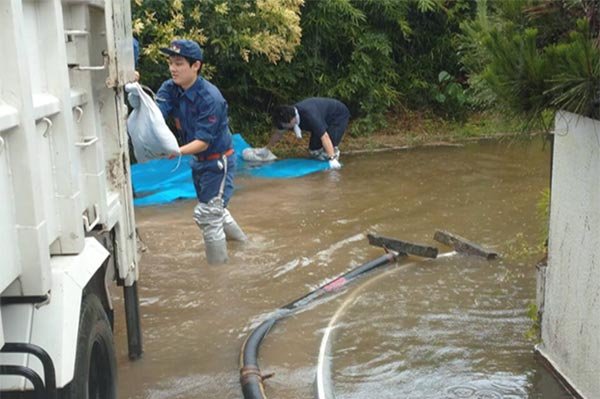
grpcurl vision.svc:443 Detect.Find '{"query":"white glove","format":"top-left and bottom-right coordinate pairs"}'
top-left (127, 91), bottom-right (141, 109)
top-left (328, 158), bottom-right (342, 170)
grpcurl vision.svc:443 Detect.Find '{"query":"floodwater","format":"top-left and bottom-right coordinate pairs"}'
top-left (113, 139), bottom-right (572, 399)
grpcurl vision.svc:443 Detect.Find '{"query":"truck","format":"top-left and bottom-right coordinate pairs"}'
top-left (0, 0), bottom-right (141, 398)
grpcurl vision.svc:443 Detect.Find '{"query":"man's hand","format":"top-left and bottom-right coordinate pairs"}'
top-left (166, 148), bottom-right (181, 159)
top-left (328, 158), bottom-right (342, 170)
top-left (127, 91), bottom-right (140, 109)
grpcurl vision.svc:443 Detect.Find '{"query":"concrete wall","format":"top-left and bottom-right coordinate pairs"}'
top-left (538, 111), bottom-right (600, 398)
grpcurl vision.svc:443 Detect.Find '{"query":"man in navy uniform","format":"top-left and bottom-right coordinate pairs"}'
top-left (130, 39), bottom-right (245, 264)
top-left (268, 98), bottom-right (350, 169)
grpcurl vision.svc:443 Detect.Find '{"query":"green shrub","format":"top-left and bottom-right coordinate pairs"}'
top-left (459, 0), bottom-right (600, 124)
top-left (132, 0), bottom-right (480, 141)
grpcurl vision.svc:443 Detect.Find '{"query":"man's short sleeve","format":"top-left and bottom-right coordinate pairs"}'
top-left (133, 37), bottom-right (140, 68)
top-left (297, 98), bottom-right (330, 138)
top-left (192, 103), bottom-right (221, 144)
top-left (301, 112), bottom-right (327, 138)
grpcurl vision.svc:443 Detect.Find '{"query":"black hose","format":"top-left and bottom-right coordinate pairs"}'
top-left (239, 252), bottom-right (399, 399)
top-left (240, 318), bottom-right (277, 399)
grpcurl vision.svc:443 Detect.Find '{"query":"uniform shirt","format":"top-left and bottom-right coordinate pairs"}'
top-left (156, 77), bottom-right (232, 156)
top-left (295, 97), bottom-right (350, 147)
top-left (133, 37), bottom-right (140, 68)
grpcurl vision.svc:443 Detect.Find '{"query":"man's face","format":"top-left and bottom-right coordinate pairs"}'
top-left (167, 55), bottom-right (200, 89)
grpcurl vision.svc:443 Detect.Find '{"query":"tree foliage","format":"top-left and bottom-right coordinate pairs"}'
top-left (131, 0), bottom-right (480, 140)
top-left (459, 0), bottom-right (600, 123)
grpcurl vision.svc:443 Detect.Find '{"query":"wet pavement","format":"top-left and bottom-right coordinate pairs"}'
top-left (113, 139), bottom-right (572, 398)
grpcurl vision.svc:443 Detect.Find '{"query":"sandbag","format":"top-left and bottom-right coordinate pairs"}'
top-left (125, 82), bottom-right (180, 162)
top-left (242, 147), bottom-right (277, 162)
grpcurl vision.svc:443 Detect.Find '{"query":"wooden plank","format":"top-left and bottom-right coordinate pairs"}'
top-left (433, 230), bottom-right (499, 260)
top-left (367, 234), bottom-right (438, 258)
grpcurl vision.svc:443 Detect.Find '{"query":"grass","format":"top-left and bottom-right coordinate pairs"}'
top-left (260, 110), bottom-right (537, 158)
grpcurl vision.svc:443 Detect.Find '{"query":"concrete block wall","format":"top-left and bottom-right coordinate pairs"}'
top-left (538, 111), bottom-right (600, 398)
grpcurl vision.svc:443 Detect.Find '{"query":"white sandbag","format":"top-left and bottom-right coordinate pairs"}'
top-left (125, 82), bottom-right (180, 162)
top-left (242, 147), bottom-right (277, 162)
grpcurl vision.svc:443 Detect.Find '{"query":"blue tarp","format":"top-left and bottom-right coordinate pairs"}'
top-left (132, 134), bottom-right (329, 206)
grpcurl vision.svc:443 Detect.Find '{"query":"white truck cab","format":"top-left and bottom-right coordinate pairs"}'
top-left (0, 1), bottom-right (141, 398)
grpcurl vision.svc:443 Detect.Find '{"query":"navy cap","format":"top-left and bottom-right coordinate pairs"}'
top-left (160, 39), bottom-right (203, 61)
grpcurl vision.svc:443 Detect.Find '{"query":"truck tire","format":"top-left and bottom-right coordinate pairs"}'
top-left (59, 294), bottom-right (117, 399)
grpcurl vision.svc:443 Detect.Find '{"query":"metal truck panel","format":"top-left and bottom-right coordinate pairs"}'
top-left (0, 304), bottom-right (34, 390)
top-left (0, 0), bottom-right (137, 298)
top-left (0, 0), bottom-right (53, 296)
top-left (0, 237), bottom-right (109, 390)
top-left (0, 132), bottom-right (19, 295)
top-left (1, 0), bottom-right (139, 392)
top-left (0, 313), bottom-right (4, 349)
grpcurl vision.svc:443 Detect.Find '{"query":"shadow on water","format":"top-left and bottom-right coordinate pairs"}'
top-left (113, 139), bottom-right (573, 398)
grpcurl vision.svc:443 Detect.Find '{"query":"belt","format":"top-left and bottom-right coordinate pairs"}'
top-left (194, 148), bottom-right (234, 161)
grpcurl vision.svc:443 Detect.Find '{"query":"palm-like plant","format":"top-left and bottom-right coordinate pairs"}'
top-left (546, 22), bottom-right (600, 118)
top-left (459, 0), bottom-right (600, 123)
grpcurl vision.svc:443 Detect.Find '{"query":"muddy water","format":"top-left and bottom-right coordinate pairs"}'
top-left (114, 139), bottom-right (570, 398)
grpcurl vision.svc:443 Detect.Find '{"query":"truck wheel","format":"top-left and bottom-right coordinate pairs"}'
top-left (59, 294), bottom-right (117, 399)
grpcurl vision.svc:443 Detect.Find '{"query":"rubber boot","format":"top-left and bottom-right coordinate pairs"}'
top-left (205, 238), bottom-right (228, 265)
top-left (193, 201), bottom-right (228, 265)
top-left (309, 148), bottom-right (328, 161)
top-left (223, 209), bottom-right (247, 242)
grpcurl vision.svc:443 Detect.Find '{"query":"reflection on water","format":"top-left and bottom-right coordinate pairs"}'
top-left (113, 139), bottom-right (571, 398)
top-left (328, 256), bottom-right (570, 399)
